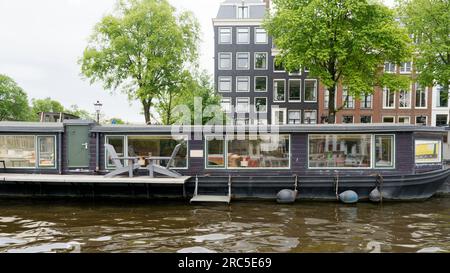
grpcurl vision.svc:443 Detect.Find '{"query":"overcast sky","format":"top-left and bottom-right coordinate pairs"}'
top-left (0, 0), bottom-right (394, 124)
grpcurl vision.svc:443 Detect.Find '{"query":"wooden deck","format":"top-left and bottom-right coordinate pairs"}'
top-left (0, 173), bottom-right (191, 185)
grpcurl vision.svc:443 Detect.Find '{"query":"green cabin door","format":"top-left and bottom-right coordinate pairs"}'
top-left (67, 125), bottom-right (90, 168)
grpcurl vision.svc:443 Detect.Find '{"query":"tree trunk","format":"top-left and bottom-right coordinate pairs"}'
top-left (142, 98), bottom-right (152, 124)
top-left (327, 83), bottom-right (336, 124)
top-left (165, 90), bottom-right (173, 125)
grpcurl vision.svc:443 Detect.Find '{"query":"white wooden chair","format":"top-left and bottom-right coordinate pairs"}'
top-left (104, 144), bottom-right (140, 178)
top-left (145, 144), bottom-right (182, 178)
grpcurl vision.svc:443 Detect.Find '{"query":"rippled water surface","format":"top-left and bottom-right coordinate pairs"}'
top-left (0, 197), bottom-right (449, 253)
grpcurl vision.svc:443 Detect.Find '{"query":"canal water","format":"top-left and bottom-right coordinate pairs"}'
top-left (0, 197), bottom-right (449, 253)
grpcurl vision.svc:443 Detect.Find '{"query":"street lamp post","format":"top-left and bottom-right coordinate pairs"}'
top-left (94, 100), bottom-right (103, 124)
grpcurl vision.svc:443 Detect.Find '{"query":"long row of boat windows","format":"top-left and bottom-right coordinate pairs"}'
top-left (0, 134), bottom-right (441, 170)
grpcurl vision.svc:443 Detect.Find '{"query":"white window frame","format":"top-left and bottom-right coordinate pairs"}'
top-left (236, 52), bottom-right (250, 70)
top-left (236, 76), bottom-right (250, 92)
top-left (415, 83), bottom-right (427, 109)
top-left (236, 27), bottom-right (250, 44)
top-left (399, 61), bottom-right (412, 74)
top-left (342, 115), bottom-right (354, 124)
top-left (221, 97), bottom-right (232, 113)
top-left (415, 139), bottom-right (442, 164)
top-left (324, 87), bottom-right (337, 109)
top-left (374, 134), bottom-right (396, 169)
top-left (383, 87), bottom-right (395, 109)
top-left (304, 79), bottom-right (318, 103)
top-left (236, 6), bottom-right (249, 19)
top-left (218, 76), bottom-right (232, 93)
top-left (254, 97), bottom-right (268, 113)
top-left (361, 94), bottom-right (373, 109)
top-left (273, 60), bottom-right (285, 73)
top-left (399, 89), bottom-right (412, 109)
top-left (254, 76), bottom-right (268, 92)
top-left (271, 107), bottom-right (287, 125)
top-left (415, 115), bottom-right (428, 125)
top-left (218, 27), bottom-right (232, 44)
top-left (218, 52), bottom-right (232, 70)
top-left (398, 116), bottom-right (411, 124)
top-left (254, 27), bottom-right (268, 44)
top-left (288, 79), bottom-right (302, 102)
top-left (382, 116), bottom-right (396, 123)
top-left (303, 110), bottom-right (317, 124)
top-left (236, 97), bottom-right (250, 113)
top-left (288, 110), bottom-right (302, 124)
top-left (254, 52), bottom-right (268, 70)
top-left (273, 79), bottom-right (286, 103)
top-left (384, 62), bottom-right (396, 73)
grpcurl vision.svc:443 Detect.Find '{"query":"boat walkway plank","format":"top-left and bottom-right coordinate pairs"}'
top-left (0, 173), bottom-right (191, 185)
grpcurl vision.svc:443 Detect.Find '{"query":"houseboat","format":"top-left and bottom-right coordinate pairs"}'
top-left (0, 120), bottom-right (448, 202)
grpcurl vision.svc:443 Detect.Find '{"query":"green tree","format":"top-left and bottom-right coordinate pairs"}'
top-left (30, 97), bottom-right (65, 121)
top-left (80, 0), bottom-right (200, 124)
top-left (66, 105), bottom-right (94, 121)
top-left (397, 0), bottom-right (449, 90)
top-left (265, 0), bottom-right (412, 123)
top-left (0, 74), bottom-right (31, 121)
top-left (159, 71), bottom-right (222, 125)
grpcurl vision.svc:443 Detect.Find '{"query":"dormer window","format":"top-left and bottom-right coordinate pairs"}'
top-left (237, 5), bottom-right (249, 19)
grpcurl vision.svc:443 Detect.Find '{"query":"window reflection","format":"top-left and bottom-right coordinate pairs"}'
top-left (375, 135), bottom-right (394, 168)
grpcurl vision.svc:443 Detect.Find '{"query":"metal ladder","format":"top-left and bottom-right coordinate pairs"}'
top-left (190, 175), bottom-right (232, 204)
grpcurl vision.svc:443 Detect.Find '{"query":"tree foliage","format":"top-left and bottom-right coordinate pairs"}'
top-left (397, 0), bottom-right (449, 89)
top-left (264, 0), bottom-right (412, 122)
top-left (29, 97), bottom-right (65, 121)
top-left (0, 74), bottom-right (31, 121)
top-left (80, 0), bottom-right (200, 124)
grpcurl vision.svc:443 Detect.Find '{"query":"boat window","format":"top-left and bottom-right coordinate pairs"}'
top-left (375, 135), bottom-right (394, 168)
top-left (0, 135), bottom-right (36, 168)
top-left (105, 136), bottom-right (125, 169)
top-left (227, 135), bottom-right (290, 169)
top-left (415, 140), bottom-right (441, 164)
top-left (37, 136), bottom-right (56, 168)
top-left (309, 134), bottom-right (372, 168)
top-left (206, 137), bottom-right (225, 168)
top-left (127, 136), bottom-right (188, 168)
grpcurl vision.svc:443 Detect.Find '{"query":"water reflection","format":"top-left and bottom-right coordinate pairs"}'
top-left (0, 198), bottom-right (448, 253)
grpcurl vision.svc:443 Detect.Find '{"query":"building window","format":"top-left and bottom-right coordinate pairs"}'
top-left (360, 116), bottom-right (372, 123)
top-left (304, 79), bottom-right (318, 102)
top-left (227, 135), bottom-right (290, 169)
top-left (342, 87), bottom-right (354, 109)
top-left (254, 97), bottom-right (267, 113)
top-left (399, 62), bottom-right (412, 73)
top-left (236, 97), bottom-right (250, 113)
top-left (415, 140), bottom-right (441, 164)
top-left (0, 136), bottom-right (34, 168)
top-left (219, 53), bottom-right (232, 70)
top-left (274, 59), bottom-right (285, 72)
top-left (288, 79), bottom-right (301, 102)
top-left (304, 110), bottom-right (317, 124)
top-left (37, 136), bottom-right (56, 168)
top-left (236, 52), bottom-right (250, 70)
top-left (361, 94), bottom-right (372, 109)
top-left (127, 136), bottom-right (188, 168)
top-left (218, 77), bottom-right (232, 92)
top-left (219, 27), bottom-right (232, 44)
top-left (324, 89), bottom-right (330, 109)
top-left (399, 90), bottom-right (411, 108)
top-left (398, 116), bottom-right (411, 124)
top-left (272, 108), bottom-right (286, 125)
top-left (221, 98), bottom-right (231, 113)
top-left (375, 135), bottom-right (394, 168)
top-left (237, 6), bottom-right (249, 19)
top-left (106, 136), bottom-right (125, 169)
top-left (206, 137), bottom-right (225, 168)
top-left (384, 62), bottom-right (396, 73)
top-left (273, 80), bottom-right (286, 102)
top-left (436, 114), bottom-right (448, 126)
top-left (236, 118), bottom-right (249, 126)
top-left (308, 134), bottom-right (372, 168)
top-left (383, 116), bottom-right (395, 123)
top-left (416, 115), bottom-right (427, 125)
top-left (236, 27), bottom-right (250, 44)
top-left (255, 28), bottom-right (268, 44)
top-left (236, 76), bottom-right (250, 92)
top-left (254, 76), bottom-right (267, 92)
top-left (288, 110), bottom-right (301, 124)
top-left (254, 52), bottom-right (268, 70)
top-left (437, 85), bottom-right (448, 107)
top-left (342, 115), bottom-right (354, 124)
top-left (383, 88), bottom-right (395, 108)
top-left (415, 84), bottom-right (427, 108)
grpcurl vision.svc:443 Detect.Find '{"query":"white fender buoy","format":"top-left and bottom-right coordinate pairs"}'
top-left (369, 187), bottom-right (381, 202)
top-left (277, 189), bottom-right (297, 204)
top-left (339, 190), bottom-right (359, 204)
